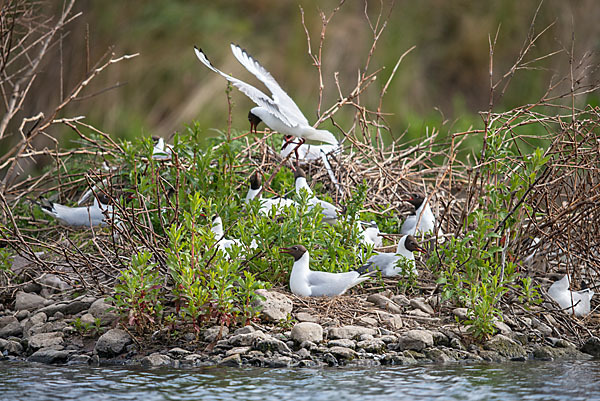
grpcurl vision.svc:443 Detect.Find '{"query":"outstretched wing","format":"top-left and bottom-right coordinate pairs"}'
top-left (194, 46), bottom-right (295, 128)
top-left (230, 43), bottom-right (309, 127)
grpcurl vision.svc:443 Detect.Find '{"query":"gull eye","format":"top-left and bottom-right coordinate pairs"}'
top-left (293, 246), bottom-right (298, 251)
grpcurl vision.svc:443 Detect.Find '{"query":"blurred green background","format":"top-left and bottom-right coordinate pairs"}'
top-left (12, 0), bottom-right (600, 148)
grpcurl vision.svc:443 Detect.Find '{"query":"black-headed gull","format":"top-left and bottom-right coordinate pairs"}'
top-left (194, 44), bottom-right (338, 147)
top-left (294, 167), bottom-right (340, 224)
top-left (152, 136), bottom-right (172, 161)
top-left (366, 235), bottom-right (426, 276)
top-left (39, 194), bottom-right (114, 227)
top-left (548, 274), bottom-right (594, 317)
top-left (280, 135), bottom-right (339, 162)
top-left (211, 215), bottom-right (257, 258)
top-left (280, 244), bottom-right (372, 297)
top-left (359, 220), bottom-right (383, 248)
top-left (400, 193), bottom-right (443, 237)
top-left (244, 172), bottom-right (297, 216)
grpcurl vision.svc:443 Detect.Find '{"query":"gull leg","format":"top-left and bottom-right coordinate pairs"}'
top-left (292, 138), bottom-right (305, 166)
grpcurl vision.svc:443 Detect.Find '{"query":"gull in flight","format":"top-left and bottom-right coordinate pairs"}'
top-left (244, 172), bottom-right (297, 216)
top-left (548, 274), bottom-right (594, 317)
top-left (280, 244), bottom-right (372, 297)
top-left (194, 44), bottom-right (339, 154)
top-left (365, 235), bottom-right (426, 277)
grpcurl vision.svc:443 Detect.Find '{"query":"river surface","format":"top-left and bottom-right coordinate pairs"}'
top-left (1, 359), bottom-right (599, 400)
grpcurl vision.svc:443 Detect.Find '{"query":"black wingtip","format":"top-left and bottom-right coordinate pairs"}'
top-left (355, 261), bottom-right (373, 275)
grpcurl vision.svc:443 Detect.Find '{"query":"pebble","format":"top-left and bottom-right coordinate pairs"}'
top-left (94, 328), bottom-right (132, 357)
top-left (15, 291), bottom-right (46, 311)
top-left (410, 299), bottom-right (434, 315)
top-left (252, 290), bottom-right (293, 322)
top-left (291, 322), bottom-right (323, 344)
top-left (328, 325), bottom-right (377, 340)
top-left (141, 353), bottom-right (172, 367)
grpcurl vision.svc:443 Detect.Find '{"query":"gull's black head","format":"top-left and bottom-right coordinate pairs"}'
top-left (280, 244), bottom-right (307, 261)
top-left (404, 235), bottom-right (426, 253)
top-left (250, 172), bottom-right (261, 190)
top-left (248, 111), bottom-right (262, 133)
top-left (294, 167), bottom-right (306, 180)
top-left (97, 193), bottom-right (113, 205)
top-left (404, 193), bottom-right (425, 210)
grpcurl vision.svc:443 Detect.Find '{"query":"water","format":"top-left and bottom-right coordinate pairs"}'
top-left (1, 359), bottom-right (599, 401)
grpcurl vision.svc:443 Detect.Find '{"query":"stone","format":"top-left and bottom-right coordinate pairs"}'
top-left (94, 328), bottom-right (132, 357)
top-left (67, 354), bottom-right (92, 365)
top-left (449, 337), bottom-right (466, 350)
top-left (88, 298), bottom-right (118, 326)
top-left (452, 308), bottom-right (468, 320)
top-left (494, 320), bottom-right (512, 336)
top-left (168, 347), bottom-right (191, 357)
top-left (254, 337), bottom-right (292, 355)
top-left (39, 274), bottom-right (71, 297)
top-left (228, 330), bottom-right (267, 347)
top-left (425, 348), bottom-right (454, 363)
top-left (0, 338), bottom-right (23, 355)
top-left (410, 299), bottom-right (434, 315)
top-left (367, 294), bottom-right (402, 313)
top-left (219, 353), bottom-right (242, 367)
top-left (0, 316), bottom-right (22, 338)
top-left (328, 346), bottom-right (357, 360)
top-left (483, 334), bottom-right (526, 359)
top-left (396, 330), bottom-right (434, 352)
top-left (28, 331), bottom-right (65, 351)
top-left (267, 355), bottom-right (294, 368)
top-left (391, 294), bottom-right (410, 306)
top-left (328, 325), bottom-right (377, 340)
top-left (359, 334), bottom-right (374, 341)
top-left (380, 335), bottom-right (398, 344)
top-left (357, 316), bottom-right (378, 326)
top-left (329, 338), bottom-right (356, 349)
top-left (226, 346), bottom-right (251, 356)
top-left (204, 325), bottom-right (229, 342)
top-left (15, 310), bottom-right (29, 320)
top-left (233, 325), bottom-right (255, 335)
top-left (382, 314), bottom-right (403, 330)
top-left (295, 312), bottom-right (319, 323)
top-left (252, 289), bottom-right (293, 322)
top-left (291, 322), bottom-right (323, 344)
top-left (431, 331), bottom-right (449, 346)
top-left (28, 348), bottom-right (71, 364)
top-left (357, 339), bottom-right (386, 353)
top-left (581, 336), bottom-right (600, 357)
top-left (407, 309), bottom-right (430, 317)
top-left (80, 313), bottom-right (96, 326)
top-left (15, 291), bottom-right (46, 311)
top-left (141, 353), bottom-right (172, 367)
top-left (531, 318), bottom-right (552, 337)
top-left (299, 340), bottom-right (317, 351)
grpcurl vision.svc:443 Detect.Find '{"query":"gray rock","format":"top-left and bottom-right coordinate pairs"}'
top-left (15, 291), bottom-right (46, 311)
top-left (367, 294), bottom-right (402, 313)
top-left (233, 325), bottom-right (255, 335)
top-left (39, 274), bottom-right (71, 297)
top-left (228, 330), bottom-right (267, 347)
top-left (0, 316), bottom-right (22, 338)
top-left (204, 325), bottom-right (229, 342)
top-left (252, 289), bottom-right (293, 322)
top-left (67, 354), bottom-right (92, 365)
top-left (291, 322), bottom-right (323, 343)
top-left (410, 299), bottom-right (434, 315)
top-left (328, 325), bottom-right (377, 340)
top-left (141, 353), bottom-right (172, 367)
top-left (357, 339), bottom-right (386, 353)
top-left (168, 347), bottom-right (191, 357)
top-left (396, 330), bottom-right (434, 351)
top-left (299, 340), bottom-right (318, 351)
top-left (329, 338), bottom-right (356, 349)
top-left (296, 312), bottom-right (319, 323)
top-left (494, 320), bottom-right (512, 336)
top-left (267, 355), bottom-right (294, 368)
top-left (407, 309), bottom-right (430, 317)
top-left (28, 332), bottom-right (64, 350)
top-left (15, 310), bottom-right (29, 320)
top-left (431, 331), bottom-right (449, 346)
top-left (531, 318), bottom-right (552, 337)
top-left (328, 346), bottom-right (357, 360)
top-left (0, 338), bottom-right (23, 355)
top-left (357, 316), bottom-right (378, 326)
top-left (581, 336), bottom-right (600, 357)
top-left (380, 335), bottom-right (398, 344)
top-left (88, 298), bottom-right (118, 326)
top-left (382, 314), bottom-right (403, 330)
top-left (483, 334), bottom-right (526, 359)
top-left (296, 348), bottom-right (311, 359)
top-left (219, 353), bottom-right (242, 367)
top-left (226, 346), bottom-right (251, 356)
top-left (80, 313), bottom-right (96, 326)
top-left (449, 337), bottom-right (466, 350)
top-left (425, 348), bottom-right (454, 363)
top-left (359, 333), bottom-right (374, 341)
top-left (254, 337), bottom-right (292, 355)
top-left (28, 348), bottom-right (71, 364)
top-left (391, 294), bottom-right (410, 306)
top-left (94, 328), bottom-right (132, 357)
top-left (452, 308), bottom-right (468, 320)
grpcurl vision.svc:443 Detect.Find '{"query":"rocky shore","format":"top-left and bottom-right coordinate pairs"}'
top-left (2, 274), bottom-right (599, 369)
